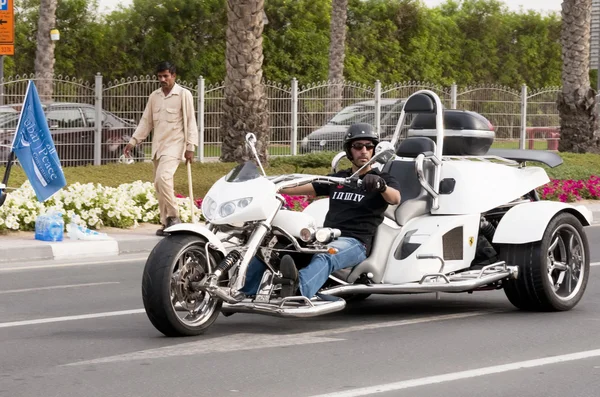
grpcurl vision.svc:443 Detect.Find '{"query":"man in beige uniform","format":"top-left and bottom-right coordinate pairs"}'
top-left (124, 61), bottom-right (198, 236)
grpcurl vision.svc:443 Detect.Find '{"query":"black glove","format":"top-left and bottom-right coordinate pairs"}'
top-left (362, 174), bottom-right (387, 193)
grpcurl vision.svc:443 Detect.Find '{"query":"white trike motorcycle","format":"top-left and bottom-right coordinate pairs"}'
top-left (142, 90), bottom-right (592, 337)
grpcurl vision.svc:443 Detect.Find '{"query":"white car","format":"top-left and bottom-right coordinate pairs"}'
top-left (300, 98), bottom-right (403, 152)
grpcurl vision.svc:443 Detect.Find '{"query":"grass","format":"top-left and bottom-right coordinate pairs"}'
top-left (491, 139), bottom-right (552, 150)
top-left (2, 149), bottom-right (599, 199)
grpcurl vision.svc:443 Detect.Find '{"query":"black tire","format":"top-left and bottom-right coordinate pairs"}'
top-left (142, 234), bottom-right (223, 336)
top-left (499, 212), bottom-right (590, 311)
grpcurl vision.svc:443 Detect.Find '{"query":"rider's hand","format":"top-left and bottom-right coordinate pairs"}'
top-left (185, 150), bottom-right (194, 164)
top-left (124, 143), bottom-right (134, 157)
top-left (362, 174), bottom-right (387, 193)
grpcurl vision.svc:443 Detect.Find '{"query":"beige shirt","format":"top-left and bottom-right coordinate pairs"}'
top-left (129, 83), bottom-right (199, 160)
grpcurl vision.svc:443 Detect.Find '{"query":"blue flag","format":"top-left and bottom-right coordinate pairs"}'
top-left (11, 81), bottom-right (66, 202)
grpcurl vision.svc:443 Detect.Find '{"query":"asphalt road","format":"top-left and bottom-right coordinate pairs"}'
top-left (1, 226), bottom-right (600, 397)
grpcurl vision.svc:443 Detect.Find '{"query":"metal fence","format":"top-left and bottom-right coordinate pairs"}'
top-left (0, 74), bottom-right (569, 166)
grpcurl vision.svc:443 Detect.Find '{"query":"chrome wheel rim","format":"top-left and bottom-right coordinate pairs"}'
top-left (546, 224), bottom-right (585, 301)
top-left (170, 243), bottom-right (218, 327)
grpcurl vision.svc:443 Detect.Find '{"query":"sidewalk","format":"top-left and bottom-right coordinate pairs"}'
top-left (0, 223), bottom-right (162, 263)
top-left (1, 202), bottom-right (600, 264)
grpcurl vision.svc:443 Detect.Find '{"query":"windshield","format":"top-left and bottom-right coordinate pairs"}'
top-left (225, 161), bottom-right (261, 183)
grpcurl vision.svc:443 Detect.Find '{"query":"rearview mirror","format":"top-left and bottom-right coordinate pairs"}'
top-left (330, 151), bottom-right (347, 173)
top-left (374, 141), bottom-right (395, 164)
top-left (245, 132), bottom-right (257, 149)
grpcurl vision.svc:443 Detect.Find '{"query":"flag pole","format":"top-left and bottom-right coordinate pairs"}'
top-left (0, 151), bottom-right (15, 207)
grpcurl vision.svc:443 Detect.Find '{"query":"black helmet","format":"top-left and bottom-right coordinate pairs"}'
top-left (343, 122), bottom-right (379, 160)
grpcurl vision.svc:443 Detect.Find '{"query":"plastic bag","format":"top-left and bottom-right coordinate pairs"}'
top-left (35, 211), bottom-right (64, 242)
top-left (66, 217), bottom-right (113, 241)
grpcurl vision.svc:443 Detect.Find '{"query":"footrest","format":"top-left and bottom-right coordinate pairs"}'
top-left (222, 296), bottom-right (346, 318)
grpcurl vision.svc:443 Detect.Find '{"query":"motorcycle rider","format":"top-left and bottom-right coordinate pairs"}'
top-left (240, 122), bottom-right (401, 299)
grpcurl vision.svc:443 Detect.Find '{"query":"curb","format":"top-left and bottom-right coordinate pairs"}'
top-left (0, 236), bottom-right (161, 263)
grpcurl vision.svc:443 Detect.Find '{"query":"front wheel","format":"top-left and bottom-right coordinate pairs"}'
top-left (142, 234), bottom-right (224, 336)
top-left (500, 212), bottom-right (590, 311)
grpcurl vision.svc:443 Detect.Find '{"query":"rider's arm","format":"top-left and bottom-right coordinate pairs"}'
top-left (381, 185), bottom-right (401, 205)
top-left (280, 184), bottom-right (317, 196)
top-left (380, 173), bottom-right (401, 205)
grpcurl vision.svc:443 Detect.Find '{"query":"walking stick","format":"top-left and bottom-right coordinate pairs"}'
top-left (187, 160), bottom-right (196, 224)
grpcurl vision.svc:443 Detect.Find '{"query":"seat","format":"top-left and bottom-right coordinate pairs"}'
top-left (382, 137), bottom-right (436, 226)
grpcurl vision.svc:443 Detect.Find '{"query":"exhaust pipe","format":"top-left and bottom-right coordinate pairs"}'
top-left (321, 266), bottom-right (518, 296)
top-left (221, 296), bottom-right (346, 318)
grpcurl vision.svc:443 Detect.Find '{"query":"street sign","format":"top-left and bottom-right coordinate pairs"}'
top-left (0, 0), bottom-right (13, 55)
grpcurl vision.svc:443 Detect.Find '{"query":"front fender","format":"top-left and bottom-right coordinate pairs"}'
top-left (492, 201), bottom-right (592, 244)
top-left (164, 223), bottom-right (227, 256)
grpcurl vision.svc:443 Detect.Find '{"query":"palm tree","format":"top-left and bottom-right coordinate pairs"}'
top-left (557, 0), bottom-right (599, 152)
top-left (220, 0), bottom-right (269, 163)
top-left (34, 0), bottom-right (58, 101)
top-left (327, 0), bottom-right (348, 113)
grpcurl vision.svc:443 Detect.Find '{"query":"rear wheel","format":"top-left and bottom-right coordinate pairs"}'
top-left (142, 234), bottom-right (224, 336)
top-left (500, 212), bottom-right (589, 311)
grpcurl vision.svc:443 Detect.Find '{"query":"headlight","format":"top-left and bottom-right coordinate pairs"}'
top-left (300, 227), bottom-right (315, 242)
top-left (204, 197), bottom-right (253, 220)
top-left (202, 197), bottom-right (217, 221)
top-left (315, 227), bottom-right (341, 244)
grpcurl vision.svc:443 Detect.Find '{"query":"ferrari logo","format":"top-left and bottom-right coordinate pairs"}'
top-left (468, 237), bottom-right (474, 247)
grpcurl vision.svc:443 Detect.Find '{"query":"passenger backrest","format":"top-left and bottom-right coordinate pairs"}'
top-left (382, 137), bottom-right (436, 225)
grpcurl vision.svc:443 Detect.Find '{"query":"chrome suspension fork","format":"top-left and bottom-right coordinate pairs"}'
top-left (232, 200), bottom-right (282, 292)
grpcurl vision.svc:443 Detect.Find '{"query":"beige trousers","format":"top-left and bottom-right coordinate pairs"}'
top-left (153, 155), bottom-right (181, 225)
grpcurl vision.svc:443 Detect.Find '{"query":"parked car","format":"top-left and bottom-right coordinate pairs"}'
top-left (299, 99), bottom-right (405, 153)
top-left (0, 102), bottom-right (141, 166)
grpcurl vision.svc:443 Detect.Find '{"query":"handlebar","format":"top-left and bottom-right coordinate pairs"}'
top-left (274, 174), bottom-right (362, 192)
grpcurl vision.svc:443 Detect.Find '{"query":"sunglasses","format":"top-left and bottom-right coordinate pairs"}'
top-left (351, 142), bottom-right (375, 150)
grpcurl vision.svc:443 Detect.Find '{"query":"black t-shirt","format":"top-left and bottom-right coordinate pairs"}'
top-left (312, 168), bottom-right (401, 255)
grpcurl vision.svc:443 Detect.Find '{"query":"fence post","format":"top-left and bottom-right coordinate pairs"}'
top-left (451, 82), bottom-right (457, 109)
top-left (198, 76), bottom-right (205, 163)
top-left (520, 84), bottom-right (527, 150)
top-left (374, 80), bottom-right (381, 135)
top-left (291, 77), bottom-right (298, 156)
top-left (94, 73), bottom-right (103, 166)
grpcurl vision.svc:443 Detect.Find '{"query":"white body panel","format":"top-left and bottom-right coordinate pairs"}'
top-left (379, 214), bottom-right (480, 283)
top-left (164, 223), bottom-right (227, 255)
top-left (302, 198), bottom-right (329, 227)
top-left (203, 176), bottom-right (280, 224)
top-left (434, 161), bottom-right (549, 215)
top-left (272, 210), bottom-right (317, 239)
top-left (492, 201), bottom-right (593, 244)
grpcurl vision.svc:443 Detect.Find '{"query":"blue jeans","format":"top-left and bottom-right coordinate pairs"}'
top-left (239, 237), bottom-right (367, 298)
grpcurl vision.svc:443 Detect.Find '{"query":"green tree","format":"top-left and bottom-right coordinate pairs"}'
top-left (100, 0), bottom-right (227, 82)
top-left (220, 0), bottom-right (269, 163)
top-left (262, 0), bottom-right (331, 84)
top-left (34, 0), bottom-right (57, 99)
top-left (557, 0), bottom-right (598, 152)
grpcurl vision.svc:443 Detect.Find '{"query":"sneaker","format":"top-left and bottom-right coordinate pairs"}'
top-left (279, 255), bottom-right (299, 298)
top-left (156, 225), bottom-right (167, 236)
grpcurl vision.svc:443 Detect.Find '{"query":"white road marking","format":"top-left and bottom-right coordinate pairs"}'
top-left (305, 311), bottom-right (491, 338)
top-left (0, 255), bottom-right (148, 272)
top-left (65, 311), bottom-right (491, 366)
top-left (66, 333), bottom-right (342, 366)
top-left (592, 262), bottom-right (600, 267)
top-left (310, 348), bottom-right (600, 397)
top-left (0, 282), bottom-right (120, 295)
top-left (0, 309), bottom-right (145, 329)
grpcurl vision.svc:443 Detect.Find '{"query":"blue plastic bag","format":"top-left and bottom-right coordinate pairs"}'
top-left (35, 211), bottom-right (64, 242)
